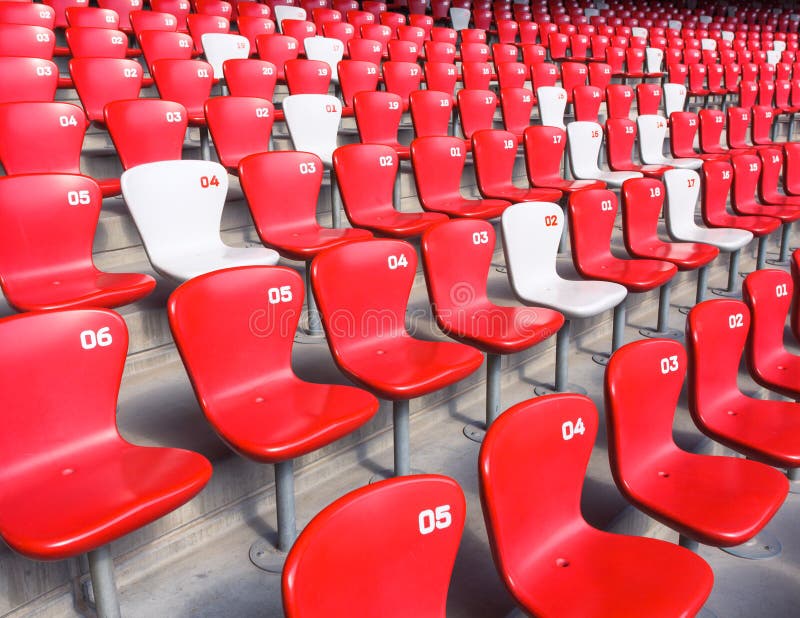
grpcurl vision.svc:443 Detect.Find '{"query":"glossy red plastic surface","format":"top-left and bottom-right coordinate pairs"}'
top-left (732, 154), bottom-right (800, 222)
top-left (670, 111), bottom-right (727, 161)
top-left (353, 90), bottom-right (409, 158)
top-left (605, 338), bottom-right (788, 546)
top-left (523, 125), bottom-right (606, 192)
top-left (169, 266), bottom-right (378, 462)
top-left (284, 58), bottom-right (331, 94)
top-left (66, 26), bottom-right (129, 58)
top-left (622, 177), bottom-right (719, 269)
top-left (381, 60), bottom-right (422, 107)
top-left (742, 269), bottom-right (800, 400)
top-left (311, 238), bottom-right (483, 399)
top-left (205, 96), bottom-right (273, 170)
top-left (151, 58), bottom-right (214, 124)
top-left (70, 57), bottom-right (143, 124)
top-left (238, 16), bottom-right (275, 51)
top-left (138, 30), bottom-right (194, 73)
top-left (0, 174), bottom-right (155, 311)
top-left (421, 219), bottom-right (563, 353)
top-left (255, 33), bottom-right (298, 80)
top-left (699, 108), bottom-right (733, 156)
top-left (480, 393), bottom-right (713, 617)
top-left (0, 57), bottom-right (58, 104)
top-left (224, 59), bottom-right (278, 99)
top-left (456, 88), bottom-right (498, 140)
top-left (186, 13), bottom-right (229, 54)
top-left (469, 130), bottom-right (562, 204)
top-left (688, 298), bottom-right (800, 467)
top-left (701, 160), bottom-right (781, 236)
top-left (636, 82), bottom-right (662, 115)
top-left (283, 475), bottom-right (465, 617)
top-left (105, 99), bottom-right (187, 170)
top-left (337, 59), bottom-right (379, 107)
top-left (410, 134), bottom-right (510, 218)
top-left (0, 308), bottom-right (211, 561)
top-left (606, 118), bottom-right (672, 178)
top-left (334, 143), bottom-right (447, 237)
top-left (97, 0), bottom-right (138, 32)
top-left (572, 85), bottom-right (602, 122)
top-left (239, 150), bottom-right (372, 261)
top-left (568, 189), bottom-right (677, 292)
top-left (0, 24), bottom-right (56, 59)
top-left (423, 62), bottom-right (457, 96)
top-left (758, 148), bottom-right (800, 206)
top-left (605, 83), bottom-right (635, 119)
top-left (499, 87), bottom-right (534, 137)
top-left (409, 89), bottom-right (454, 138)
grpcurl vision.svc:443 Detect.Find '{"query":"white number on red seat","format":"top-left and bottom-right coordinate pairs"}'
top-left (503, 139), bottom-right (515, 149)
top-left (36, 65), bottom-right (53, 76)
top-left (298, 161), bottom-right (316, 174)
top-left (649, 186), bottom-right (661, 197)
top-left (660, 355), bottom-right (679, 374)
top-left (80, 327), bottom-right (112, 350)
top-left (388, 100), bottom-right (400, 110)
top-left (165, 111), bottom-right (183, 122)
top-left (387, 254), bottom-right (408, 269)
top-left (67, 190), bottom-right (91, 206)
top-left (552, 133), bottom-right (562, 143)
top-left (378, 155), bottom-right (393, 167)
top-left (776, 283), bottom-right (789, 297)
top-left (197, 68), bottom-right (209, 78)
top-left (124, 67), bottom-right (139, 78)
top-left (722, 169), bottom-right (731, 180)
top-left (418, 505), bottom-right (451, 535)
top-left (472, 230), bottom-right (489, 244)
top-left (111, 36), bottom-right (124, 45)
top-left (749, 163), bottom-right (758, 172)
top-left (58, 115), bottom-right (78, 127)
top-left (728, 313), bottom-right (744, 328)
top-left (561, 417), bottom-right (585, 440)
top-left (600, 199), bottom-right (613, 211)
top-left (36, 32), bottom-right (50, 42)
top-left (179, 39), bottom-right (191, 48)
top-left (255, 107), bottom-right (270, 118)
top-left (267, 286), bottom-right (292, 304)
top-left (449, 146), bottom-right (462, 157)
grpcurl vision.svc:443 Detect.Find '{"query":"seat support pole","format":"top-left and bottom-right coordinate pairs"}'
top-left (713, 249), bottom-right (743, 297)
top-left (394, 400), bottom-right (410, 476)
top-left (199, 126), bottom-right (211, 161)
top-left (656, 280), bottom-right (672, 332)
top-left (757, 235), bottom-right (767, 269)
top-left (696, 265), bottom-right (709, 304)
top-left (87, 546), bottom-right (121, 618)
top-left (554, 320), bottom-right (570, 392)
top-left (485, 353), bottom-right (501, 426)
top-left (305, 263), bottom-right (323, 336)
top-left (329, 169), bottom-right (341, 228)
top-left (275, 460), bottom-right (297, 553)
top-left (612, 299), bottom-right (626, 352)
top-left (779, 222), bottom-right (792, 263)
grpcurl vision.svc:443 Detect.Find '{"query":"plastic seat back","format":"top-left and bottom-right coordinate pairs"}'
top-left (186, 14), bottom-right (230, 54)
top-left (530, 61), bottom-right (558, 91)
top-left (337, 60), bottom-right (380, 107)
top-left (751, 106), bottom-right (775, 146)
top-left (201, 32), bottom-right (250, 78)
top-left (382, 60), bottom-right (422, 106)
top-left (0, 2), bottom-right (56, 29)
top-left (621, 176), bottom-right (669, 254)
top-left (606, 83), bottom-right (635, 118)
top-left (669, 111), bottom-right (700, 159)
top-left (353, 90), bottom-right (403, 149)
top-left (104, 99), bottom-right (187, 169)
top-left (333, 143), bottom-right (399, 222)
top-left (460, 42), bottom-right (491, 64)
top-left (663, 82), bottom-right (686, 116)
top-left (572, 85), bottom-right (602, 122)
top-left (274, 5), bottom-right (306, 31)
top-left (637, 114), bottom-right (670, 164)
top-left (409, 90), bottom-right (452, 138)
top-left (255, 33), bottom-right (299, 80)
top-left (606, 117), bottom-right (640, 171)
top-left (461, 61), bottom-right (493, 90)
top-left (523, 125), bottom-right (570, 187)
top-left (0, 57), bottom-right (58, 104)
top-left (66, 27), bottom-right (129, 58)
top-left (424, 40), bottom-right (456, 63)
top-left (0, 174), bottom-right (105, 304)
top-left (0, 24), bottom-right (56, 58)
top-left (457, 89), bottom-right (498, 140)
top-left (0, 101), bottom-right (86, 175)
top-left (347, 37), bottom-right (383, 64)
top-left (687, 298), bottom-right (752, 423)
top-left (282, 94), bottom-right (342, 165)
top-left (237, 16), bottom-right (276, 52)
top-left (560, 61), bottom-right (588, 103)
top-left (150, 0), bottom-right (190, 30)
top-left (567, 121), bottom-right (604, 178)
top-left (70, 57), bottom-right (143, 123)
top-left (151, 59), bottom-right (213, 120)
top-left (224, 58), bottom-right (277, 99)
top-left (605, 338), bottom-right (689, 494)
top-left (304, 36), bottom-right (344, 82)
top-left (96, 0), bottom-right (137, 32)
top-left (387, 39), bottom-right (419, 62)
top-left (497, 62), bottom-right (528, 90)
top-left (423, 62), bottom-right (458, 96)
top-left (139, 30), bottom-right (194, 73)
top-left (480, 393), bottom-right (600, 612)
top-left (726, 106), bottom-right (753, 149)
top-left (412, 134), bottom-right (474, 207)
top-left (568, 188), bottom-right (621, 273)
top-left (701, 160), bottom-right (736, 226)
top-left (537, 86), bottom-right (567, 129)
top-left (739, 80), bottom-right (759, 108)
top-left (120, 160), bottom-right (231, 274)
top-left (501, 201), bottom-right (566, 300)
top-left (282, 19), bottom-right (316, 48)
top-left (731, 153), bottom-right (763, 213)
top-left (282, 475), bottom-right (465, 618)
top-left (636, 82), bottom-right (662, 115)
top-left (743, 268), bottom-right (795, 376)
top-left (321, 21), bottom-right (355, 47)
top-left (499, 87), bottom-right (534, 136)
top-left (205, 96), bottom-right (273, 169)
top-left (284, 58), bottom-right (332, 94)
top-left (130, 10), bottom-right (178, 36)
top-left (699, 108), bottom-right (727, 154)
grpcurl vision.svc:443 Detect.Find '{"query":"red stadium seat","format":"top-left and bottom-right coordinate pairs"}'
top-left (0, 1), bottom-right (56, 29)
top-left (461, 61), bottom-right (493, 90)
top-left (382, 60), bottom-right (422, 109)
top-left (572, 84), bottom-right (603, 121)
top-left (480, 393), bottom-right (713, 617)
top-left (353, 90), bottom-right (409, 158)
top-left (421, 219), bottom-right (563, 431)
top-left (205, 96), bottom-right (274, 171)
top-left (496, 61), bottom-right (528, 90)
top-left (97, 0), bottom-right (139, 33)
top-left (66, 27), bottom-right (131, 59)
top-left (523, 125), bottom-right (606, 193)
top-left (606, 83), bottom-right (635, 118)
top-left (605, 338), bottom-right (788, 550)
top-left (670, 111), bottom-right (728, 162)
top-left (129, 9), bottom-right (179, 36)
top-left (423, 61), bottom-right (458, 96)
top-left (337, 59), bottom-right (379, 112)
top-left (0, 57), bottom-right (58, 103)
top-left (65, 6), bottom-right (119, 29)
top-left (186, 13), bottom-right (230, 54)
top-left (223, 58), bottom-right (278, 100)
top-left (255, 33), bottom-right (299, 81)
top-left (606, 118), bottom-right (673, 178)
top-left (499, 87), bottom-right (535, 137)
top-left (456, 88), bottom-right (497, 140)
top-left (150, 0), bottom-right (191, 31)
top-left (0, 24), bottom-right (56, 59)
top-left (409, 133), bottom-right (513, 217)
top-left (409, 90), bottom-right (454, 139)
top-left (0, 174), bottom-right (156, 311)
top-left (310, 238), bottom-right (483, 474)
top-left (70, 57), bottom-right (143, 126)
top-left (0, 100), bottom-right (122, 197)
top-left (105, 99), bottom-right (187, 170)
top-left (284, 58), bottom-right (332, 94)
top-left (138, 30), bottom-right (194, 74)
top-left (282, 475), bottom-right (465, 616)
top-left (636, 82), bottom-right (662, 115)
top-left (0, 308), bottom-right (211, 616)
